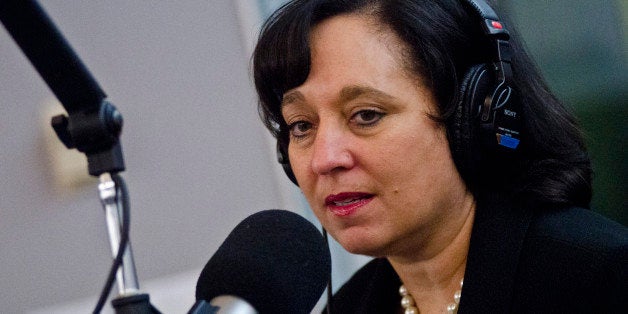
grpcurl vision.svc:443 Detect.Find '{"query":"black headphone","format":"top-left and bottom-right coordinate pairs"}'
top-left (448, 0), bottom-right (522, 183)
top-left (276, 0), bottom-right (521, 186)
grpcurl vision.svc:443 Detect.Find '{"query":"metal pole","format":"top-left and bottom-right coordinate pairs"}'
top-left (99, 173), bottom-right (139, 295)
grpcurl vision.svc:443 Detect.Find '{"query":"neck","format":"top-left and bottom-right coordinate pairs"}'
top-left (388, 195), bottom-right (475, 313)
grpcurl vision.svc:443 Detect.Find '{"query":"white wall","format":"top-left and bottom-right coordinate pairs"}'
top-left (0, 1), bottom-right (284, 313)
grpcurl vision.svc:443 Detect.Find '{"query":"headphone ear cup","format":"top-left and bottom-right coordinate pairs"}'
top-left (449, 63), bottom-right (492, 183)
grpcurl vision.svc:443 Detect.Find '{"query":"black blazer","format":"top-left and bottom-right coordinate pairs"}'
top-left (328, 193), bottom-right (628, 313)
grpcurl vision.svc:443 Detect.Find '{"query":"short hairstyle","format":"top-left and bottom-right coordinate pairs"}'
top-left (253, 0), bottom-right (592, 208)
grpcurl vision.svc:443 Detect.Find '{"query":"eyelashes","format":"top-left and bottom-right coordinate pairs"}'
top-left (286, 109), bottom-right (386, 140)
top-left (351, 109), bottom-right (384, 127)
top-left (287, 120), bottom-right (312, 139)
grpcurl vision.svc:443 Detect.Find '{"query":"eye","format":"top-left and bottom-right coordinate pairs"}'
top-left (287, 120), bottom-right (313, 139)
top-left (351, 109), bottom-right (385, 127)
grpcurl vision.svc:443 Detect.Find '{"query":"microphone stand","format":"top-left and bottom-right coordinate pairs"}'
top-left (100, 174), bottom-right (138, 293)
top-left (0, 1), bottom-right (159, 313)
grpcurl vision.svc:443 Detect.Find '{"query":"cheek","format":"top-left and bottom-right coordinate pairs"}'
top-left (288, 148), bottom-right (309, 183)
top-left (287, 150), bottom-right (320, 204)
top-left (375, 124), bottom-right (455, 193)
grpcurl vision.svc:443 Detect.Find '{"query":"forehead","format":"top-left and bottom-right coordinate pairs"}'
top-left (280, 14), bottom-right (423, 106)
top-left (309, 13), bottom-right (411, 72)
top-left (317, 14), bottom-right (421, 92)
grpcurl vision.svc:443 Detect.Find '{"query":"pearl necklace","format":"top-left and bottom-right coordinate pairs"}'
top-left (399, 279), bottom-right (463, 314)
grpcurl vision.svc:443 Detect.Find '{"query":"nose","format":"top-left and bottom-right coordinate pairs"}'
top-left (310, 123), bottom-right (355, 176)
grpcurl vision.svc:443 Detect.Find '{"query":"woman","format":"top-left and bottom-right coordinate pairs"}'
top-left (253, 0), bottom-right (627, 313)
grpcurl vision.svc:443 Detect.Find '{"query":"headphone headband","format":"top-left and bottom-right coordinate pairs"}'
top-left (462, 0), bottom-right (509, 36)
top-left (462, 0), bottom-right (512, 75)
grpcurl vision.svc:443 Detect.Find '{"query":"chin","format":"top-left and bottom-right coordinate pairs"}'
top-left (334, 233), bottom-right (389, 257)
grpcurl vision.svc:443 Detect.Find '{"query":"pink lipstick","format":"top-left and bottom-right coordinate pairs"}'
top-left (325, 192), bottom-right (373, 216)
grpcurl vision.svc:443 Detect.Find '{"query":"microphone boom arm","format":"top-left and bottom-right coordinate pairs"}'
top-left (0, 0), bottom-right (124, 176)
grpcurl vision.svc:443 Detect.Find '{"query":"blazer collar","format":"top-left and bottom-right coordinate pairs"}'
top-left (458, 192), bottom-right (534, 313)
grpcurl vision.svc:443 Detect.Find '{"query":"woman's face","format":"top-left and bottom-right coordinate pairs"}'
top-left (281, 14), bottom-right (471, 258)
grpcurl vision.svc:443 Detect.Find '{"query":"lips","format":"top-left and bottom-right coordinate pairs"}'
top-left (325, 192), bottom-right (374, 216)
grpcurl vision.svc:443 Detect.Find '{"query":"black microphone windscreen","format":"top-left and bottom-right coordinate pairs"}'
top-left (195, 209), bottom-right (331, 314)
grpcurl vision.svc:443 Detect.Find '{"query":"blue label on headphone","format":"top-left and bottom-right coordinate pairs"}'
top-left (498, 134), bottom-right (520, 149)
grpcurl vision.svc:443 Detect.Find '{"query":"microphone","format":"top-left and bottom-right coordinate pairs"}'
top-left (191, 209), bottom-right (331, 314)
top-left (187, 296), bottom-right (256, 314)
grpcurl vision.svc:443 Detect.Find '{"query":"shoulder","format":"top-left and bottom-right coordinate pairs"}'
top-left (526, 206), bottom-right (628, 254)
top-left (520, 206), bottom-right (628, 283)
top-left (513, 206), bottom-right (628, 312)
top-left (329, 258), bottom-right (400, 314)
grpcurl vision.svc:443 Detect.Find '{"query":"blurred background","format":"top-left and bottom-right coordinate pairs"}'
top-left (0, 0), bottom-right (624, 313)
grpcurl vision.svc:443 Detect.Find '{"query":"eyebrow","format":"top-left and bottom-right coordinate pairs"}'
top-left (282, 90), bottom-right (305, 107)
top-left (338, 85), bottom-right (395, 103)
top-left (281, 85), bottom-right (395, 108)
